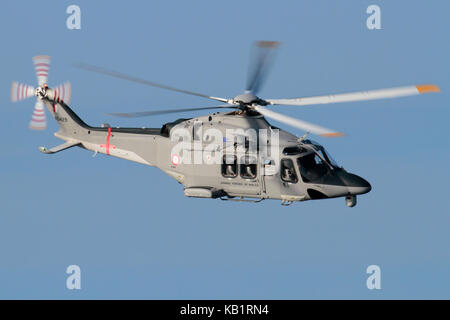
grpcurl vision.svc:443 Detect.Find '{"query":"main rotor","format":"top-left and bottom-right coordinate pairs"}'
top-left (74, 41), bottom-right (440, 137)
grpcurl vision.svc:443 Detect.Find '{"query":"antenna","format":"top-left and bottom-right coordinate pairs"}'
top-left (298, 132), bottom-right (310, 142)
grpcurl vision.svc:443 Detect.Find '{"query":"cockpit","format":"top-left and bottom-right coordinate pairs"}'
top-left (282, 140), bottom-right (341, 184)
top-left (279, 140), bottom-right (371, 205)
top-left (297, 139), bottom-right (340, 183)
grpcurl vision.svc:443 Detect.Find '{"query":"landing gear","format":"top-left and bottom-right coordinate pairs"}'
top-left (345, 195), bottom-right (357, 207)
top-left (281, 199), bottom-right (293, 206)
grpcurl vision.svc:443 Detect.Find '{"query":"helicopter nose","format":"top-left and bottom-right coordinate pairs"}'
top-left (342, 173), bottom-right (372, 195)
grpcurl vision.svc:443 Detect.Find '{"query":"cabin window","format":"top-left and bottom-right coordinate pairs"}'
top-left (280, 158), bottom-right (298, 183)
top-left (222, 155), bottom-right (237, 178)
top-left (240, 156), bottom-right (257, 179)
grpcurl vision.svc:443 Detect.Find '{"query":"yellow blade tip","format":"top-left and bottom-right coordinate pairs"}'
top-left (416, 84), bottom-right (440, 94)
top-left (256, 40), bottom-right (281, 48)
top-left (29, 125), bottom-right (46, 130)
top-left (321, 132), bottom-right (345, 138)
top-left (32, 55), bottom-right (51, 61)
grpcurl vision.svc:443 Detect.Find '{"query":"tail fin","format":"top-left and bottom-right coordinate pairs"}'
top-left (40, 86), bottom-right (89, 135)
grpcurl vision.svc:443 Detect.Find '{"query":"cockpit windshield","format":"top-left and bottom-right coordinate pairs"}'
top-left (296, 141), bottom-right (340, 183)
top-left (297, 153), bottom-right (330, 183)
top-left (315, 146), bottom-right (339, 168)
top-left (302, 140), bottom-right (340, 168)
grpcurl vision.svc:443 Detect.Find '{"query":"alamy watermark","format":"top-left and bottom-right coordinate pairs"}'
top-left (66, 5), bottom-right (81, 30)
top-left (366, 5), bottom-right (381, 30)
top-left (366, 265), bottom-right (382, 290)
top-left (169, 124), bottom-right (281, 167)
top-left (66, 265), bottom-right (81, 290)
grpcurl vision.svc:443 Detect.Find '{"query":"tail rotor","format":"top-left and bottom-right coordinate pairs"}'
top-left (11, 55), bottom-right (71, 130)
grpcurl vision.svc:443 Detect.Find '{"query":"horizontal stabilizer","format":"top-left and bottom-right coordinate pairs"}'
top-left (39, 141), bottom-right (80, 154)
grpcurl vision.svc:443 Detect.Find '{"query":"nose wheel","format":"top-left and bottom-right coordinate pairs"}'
top-left (345, 195), bottom-right (357, 207)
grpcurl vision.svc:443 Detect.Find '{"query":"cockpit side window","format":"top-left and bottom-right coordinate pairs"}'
top-left (222, 155), bottom-right (237, 178)
top-left (280, 158), bottom-right (298, 183)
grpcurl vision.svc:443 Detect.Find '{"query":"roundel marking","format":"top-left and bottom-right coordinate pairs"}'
top-left (171, 154), bottom-right (180, 166)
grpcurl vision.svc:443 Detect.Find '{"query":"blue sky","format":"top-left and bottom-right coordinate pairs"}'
top-left (0, 0), bottom-right (448, 299)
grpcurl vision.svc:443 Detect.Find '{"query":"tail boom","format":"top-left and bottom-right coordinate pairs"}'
top-left (38, 88), bottom-right (156, 166)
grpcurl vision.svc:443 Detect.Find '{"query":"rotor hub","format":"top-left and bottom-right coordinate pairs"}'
top-left (35, 86), bottom-right (46, 99)
top-left (232, 92), bottom-right (267, 106)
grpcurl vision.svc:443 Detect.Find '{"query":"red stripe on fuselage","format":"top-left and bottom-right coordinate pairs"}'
top-left (100, 129), bottom-right (116, 155)
top-left (106, 127), bottom-right (112, 155)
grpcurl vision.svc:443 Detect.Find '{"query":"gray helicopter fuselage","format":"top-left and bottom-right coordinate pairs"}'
top-left (154, 112), bottom-right (371, 203)
top-left (42, 96), bottom-right (371, 206)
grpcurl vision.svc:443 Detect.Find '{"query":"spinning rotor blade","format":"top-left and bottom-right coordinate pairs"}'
top-left (33, 55), bottom-right (50, 86)
top-left (107, 104), bottom-right (237, 118)
top-left (267, 84), bottom-right (441, 106)
top-left (74, 63), bottom-right (229, 103)
top-left (246, 41), bottom-right (280, 94)
top-left (51, 82), bottom-right (72, 104)
top-left (11, 82), bottom-right (35, 102)
top-left (254, 106), bottom-right (344, 137)
top-left (29, 100), bottom-right (46, 130)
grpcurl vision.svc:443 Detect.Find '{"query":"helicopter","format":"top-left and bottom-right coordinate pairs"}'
top-left (11, 42), bottom-right (440, 207)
